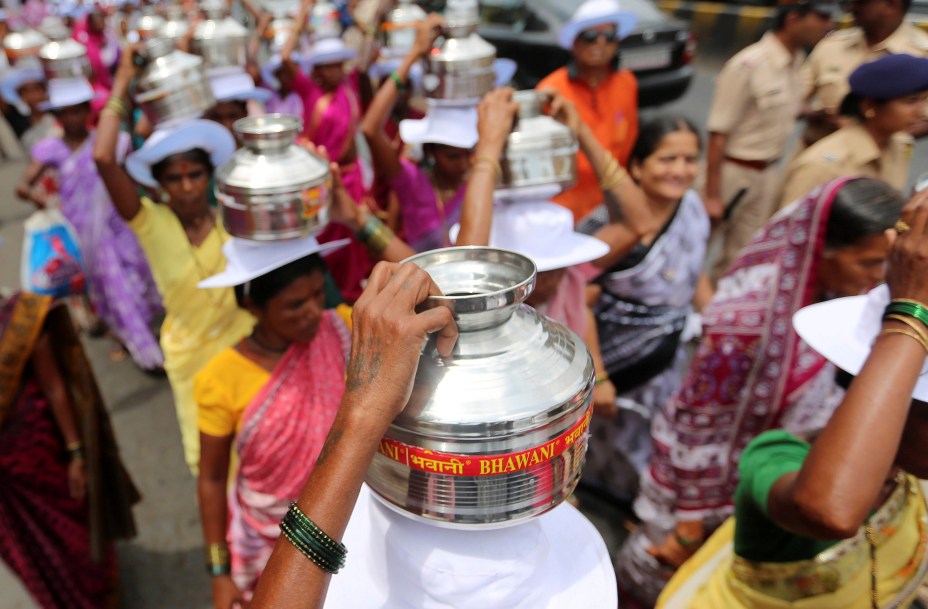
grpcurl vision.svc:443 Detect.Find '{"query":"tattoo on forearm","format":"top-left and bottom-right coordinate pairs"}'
top-left (346, 337), bottom-right (383, 392)
top-left (316, 427), bottom-right (344, 466)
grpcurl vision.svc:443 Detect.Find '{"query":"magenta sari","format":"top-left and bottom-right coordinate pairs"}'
top-left (294, 70), bottom-right (372, 302)
top-left (227, 311), bottom-right (350, 595)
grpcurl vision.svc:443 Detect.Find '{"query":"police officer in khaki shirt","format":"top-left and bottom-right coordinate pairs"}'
top-left (801, 0), bottom-right (928, 147)
top-left (704, 0), bottom-right (834, 279)
top-left (780, 53), bottom-right (928, 207)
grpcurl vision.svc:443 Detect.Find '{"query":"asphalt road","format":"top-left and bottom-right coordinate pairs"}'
top-left (2, 56), bottom-right (928, 608)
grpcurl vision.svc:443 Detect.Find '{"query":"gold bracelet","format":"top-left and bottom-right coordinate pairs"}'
top-left (104, 98), bottom-right (129, 121)
top-left (473, 155), bottom-right (502, 179)
top-left (879, 328), bottom-right (928, 354)
top-left (367, 222), bottom-right (395, 255)
top-left (100, 108), bottom-right (124, 122)
top-left (886, 314), bottom-right (928, 347)
top-left (594, 371), bottom-right (609, 386)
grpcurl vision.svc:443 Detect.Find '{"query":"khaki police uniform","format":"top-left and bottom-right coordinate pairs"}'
top-left (801, 22), bottom-right (928, 146)
top-left (706, 32), bottom-right (805, 279)
top-left (779, 123), bottom-right (913, 208)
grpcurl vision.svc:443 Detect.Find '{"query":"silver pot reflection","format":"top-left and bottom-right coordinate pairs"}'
top-left (498, 90), bottom-right (579, 192)
top-left (423, 0), bottom-right (496, 103)
top-left (159, 5), bottom-right (191, 41)
top-left (3, 29), bottom-right (48, 65)
top-left (310, 0), bottom-right (342, 39)
top-left (39, 39), bottom-right (91, 79)
top-left (192, 4), bottom-right (249, 73)
top-left (367, 247), bottom-right (594, 528)
top-left (136, 12), bottom-right (166, 40)
top-left (38, 16), bottom-right (70, 41)
top-left (380, 0), bottom-right (426, 58)
top-left (216, 114), bottom-right (332, 241)
top-left (134, 37), bottom-right (215, 127)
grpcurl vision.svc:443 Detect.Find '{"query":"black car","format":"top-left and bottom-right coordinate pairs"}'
top-left (472, 0), bottom-right (696, 106)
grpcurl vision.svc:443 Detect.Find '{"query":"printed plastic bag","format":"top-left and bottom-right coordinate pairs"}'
top-left (20, 208), bottom-right (86, 297)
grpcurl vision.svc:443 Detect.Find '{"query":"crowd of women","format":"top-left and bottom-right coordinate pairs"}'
top-left (3, 0), bottom-right (928, 607)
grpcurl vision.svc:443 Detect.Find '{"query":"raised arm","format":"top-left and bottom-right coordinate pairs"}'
top-left (768, 192), bottom-right (928, 539)
top-left (281, 0), bottom-right (313, 65)
top-left (93, 44), bottom-right (143, 222)
top-left (360, 14), bottom-right (443, 181)
top-left (542, 89), bottom-right (651, 268)
top-left (455, 87), bottom-right (519, 247)
top-left (249, 262), bottom-right (457, 609)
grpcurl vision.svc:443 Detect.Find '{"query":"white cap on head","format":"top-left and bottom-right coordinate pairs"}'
top-left (794, 284), bottom-right (928, 401)
top-left (209, 71), bottom-right (272, 103)
top-left (39, 77), bottom-right (95, 111)
top-left (399, 103), bottom-right (478, 149)
top-left (198, 235), bottom-right (349, 289)
top-left (125, 119), bottom-right (236, 188)
top-left (323, 484), bottom-right (618, 609)
top-left (558, 0), bottom-right (638, 49)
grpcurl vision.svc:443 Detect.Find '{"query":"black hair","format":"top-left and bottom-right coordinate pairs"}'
top-left (774, 2), bottom-right (820, 30)
top-left (629, 115), bottom-right (702, 166)
top-left (825, 177), bottom-right (904, 249)
top-left (233, 253), bottom-right (327, 309)
top-left (150, 148), bottom-right (214, 184)
top-left (838, 92), bottom-right (889, 119)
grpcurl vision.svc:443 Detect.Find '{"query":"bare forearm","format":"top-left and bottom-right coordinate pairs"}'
top-left (198, 477), bottom-right (230, 545)
top-left (250, 402), bottom-right (389, 609)
top-left (578, 123), bottom-right (650, 233)
top-left (457, 138), bottom-right (505, 246)
top-left (782, 325), bottom-right (925, 537)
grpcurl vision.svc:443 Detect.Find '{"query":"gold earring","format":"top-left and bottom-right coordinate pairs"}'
top-left (864, 108), bottom-right (876, 119)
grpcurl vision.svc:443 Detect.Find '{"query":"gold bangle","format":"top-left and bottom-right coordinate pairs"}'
top-left (100, 108), bottom-right (124, 121)
top-left (885, 314), bottom-right (928, 346)
top-left (367, 222), bottom-right (395, 255)
top-left (594, 371), bottom-right (609, 386)
top-left (879, 328), bottom-right (928, 354)
top-left (473, 155), bottom-right (502, 179)
top-left (104, 98), bottom-right (129, 120)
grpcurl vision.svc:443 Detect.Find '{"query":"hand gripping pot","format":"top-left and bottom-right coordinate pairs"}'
top-left (366, 247), bottom-right (595, 528)
top-left (215, 114), bottom-right (332, 241)
top-left (497, 90), bottom-right (579, 195)
top-left (424, 0), bottom-right (496, 104)
top-left (134, 38), bottom-right (215, 128)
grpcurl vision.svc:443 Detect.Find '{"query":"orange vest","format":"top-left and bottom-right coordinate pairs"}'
top-left (537, 67), bottom-right (638, 222)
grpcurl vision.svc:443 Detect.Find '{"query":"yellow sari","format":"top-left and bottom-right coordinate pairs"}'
top-left (658, 475), bottom-right (928, 609)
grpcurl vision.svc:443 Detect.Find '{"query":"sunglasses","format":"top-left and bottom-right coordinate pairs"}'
top-left (577, 28), bottom-right (619, 44)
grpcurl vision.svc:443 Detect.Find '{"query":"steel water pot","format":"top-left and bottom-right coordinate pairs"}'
top-left (366, 247), bottom-right (595, 528)
top-left (380, 0), bottom-right (426, 58)
top-left (216, 114), bottom-right (332, 241)
top-left (4, 29), bottom-right (48, 64)
top-left (497, 90), bottom-right (579, 195)
top-left (191, 3), bottom-right (249, 73)
top-left (133, 37), bottom-right (215, 128)
top-left (159, 4), bottom-right (191, 41)
top-left (423, 0), bottom-right (496, 104)
top-left (39, 39), bottom-right (91, 80)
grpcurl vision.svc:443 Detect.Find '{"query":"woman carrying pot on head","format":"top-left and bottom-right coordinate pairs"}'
top-left (527, 90), bottom-right (713, 506)
top-left (1, 66), bottom-right (59, 154)
top-left (657, 191), bottom-right (928, 609)
top-left (276, 0), bottom-right (373, 302)
top-left (0, 291), bottom-right (138, 609)
top-left (625, 177), bottom-right (904, 607)
top-left (17, 77), bottom-right (163, 370)
top-left (194, 159), bottom-right (415, 609)
top-left (93, 49), bottom-right (255, 474)
top-left (72, 3), bottom-right (119, 114)
top-left (779, 53), bottom-right (928, 209)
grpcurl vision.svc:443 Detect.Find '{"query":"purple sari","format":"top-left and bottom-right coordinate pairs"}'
top-left (31, 132), bottom-right (164, 369)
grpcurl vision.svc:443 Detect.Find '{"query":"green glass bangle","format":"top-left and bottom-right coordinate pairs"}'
top-left (281, 515), bottom-right (343, 568)
top-left (280, 519), bottom-right (342, 573)
top-left (288, 502), bottom-right (347, 556)
top-left (885, 301), bottom-right (928, 330)
top-left (389, 71), bottom-right (407, 91)
top-left (206, 562), bottom-right (231, 577)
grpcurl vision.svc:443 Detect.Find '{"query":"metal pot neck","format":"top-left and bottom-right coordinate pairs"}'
top-left (406, 247), bottom-right (536, 332)
top-left (233, 114), bottom-right (302, 153)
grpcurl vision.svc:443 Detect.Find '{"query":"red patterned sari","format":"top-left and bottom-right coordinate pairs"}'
top-left (227, 310), bottom-right (350, 595)
top-left (0, 293), bottom-right (138, 609)
top-left (638, 178), bottom-right (852, 525)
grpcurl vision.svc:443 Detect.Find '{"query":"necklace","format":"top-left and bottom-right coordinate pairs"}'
top-left (249, 332), bottom-right (288, 354)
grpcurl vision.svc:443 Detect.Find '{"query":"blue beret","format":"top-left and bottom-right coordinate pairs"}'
top-left (849, 54), bottom-right (928, 100)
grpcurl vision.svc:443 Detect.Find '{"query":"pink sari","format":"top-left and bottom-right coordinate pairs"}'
top-left (227, 311), bottom-right (350, 594)
top-left (72, 18), bottom-right (118, 115)
top-left (638, 178), bottom-right (851, 524)
top-left (295, 70), bottom-right (373, 302)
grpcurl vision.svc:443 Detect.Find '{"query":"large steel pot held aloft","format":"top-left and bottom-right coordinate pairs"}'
top-left (133, 38), bottom-right (215, 128)
top-left (366, 247), bottom-right (595, 529)
top-left (216, 114), bottom-right (332, 241)
top-left (423, 0), bottom-right (496, 104)
top-left (39, 38), bottom-right (91, 80)
top-left (497, 90), bottom-right (579, 193)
